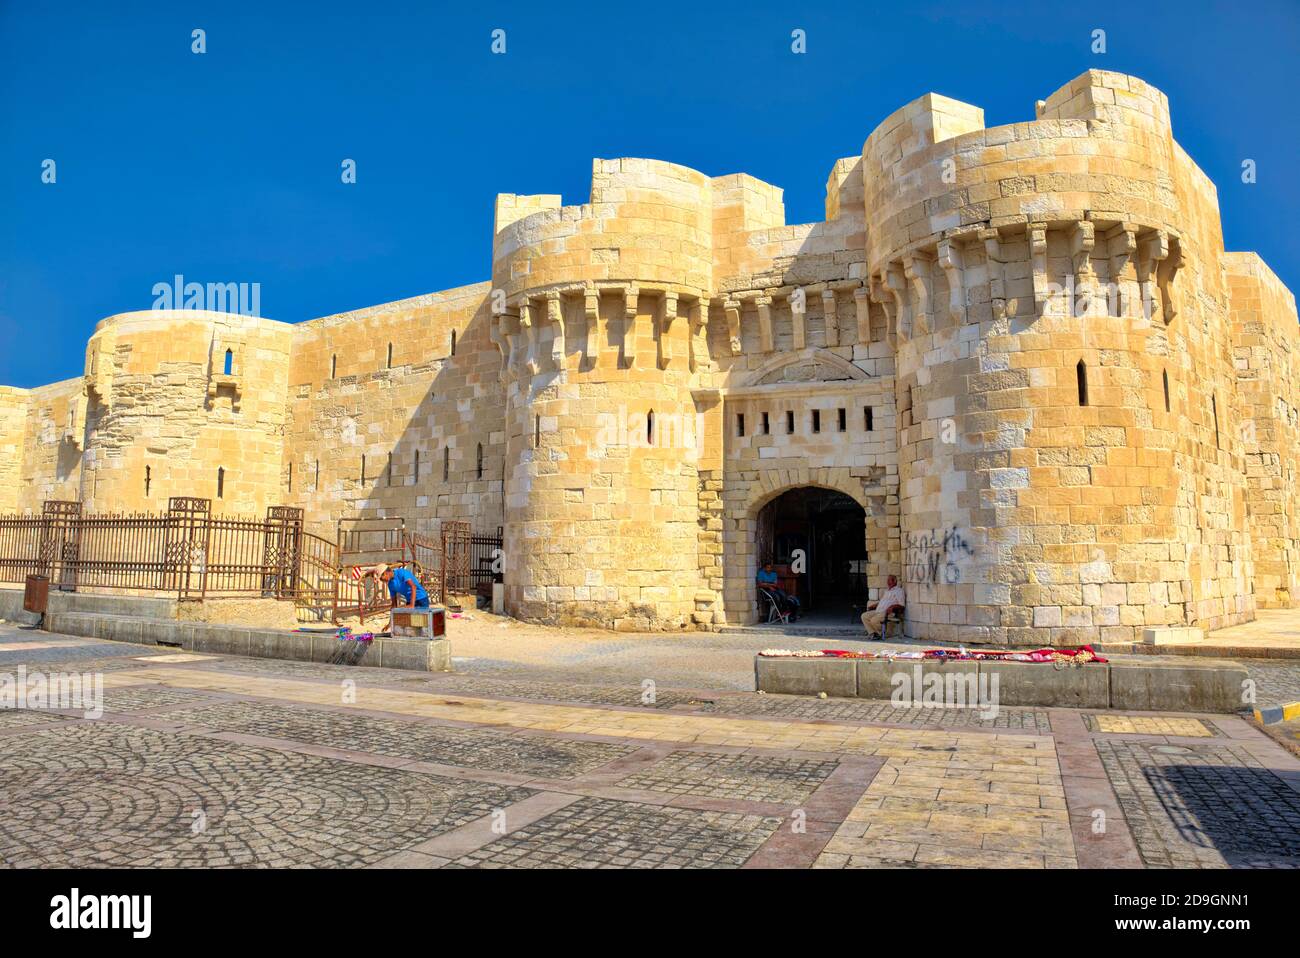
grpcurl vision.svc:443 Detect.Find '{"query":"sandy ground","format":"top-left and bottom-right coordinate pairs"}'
top-left (442, 611), bottom-right (867, 690)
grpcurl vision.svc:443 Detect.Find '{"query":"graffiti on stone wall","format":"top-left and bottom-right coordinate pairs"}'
top-left (905, 526), bottom-right (975, 585)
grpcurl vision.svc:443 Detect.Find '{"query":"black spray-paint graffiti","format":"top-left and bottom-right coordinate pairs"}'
top-left (905, 527), bottom-right (975, 585)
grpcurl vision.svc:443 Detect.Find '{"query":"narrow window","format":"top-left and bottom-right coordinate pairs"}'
top-left (387, 343), bottom-right (393, 369)
top-left (1162, 369), bottom-right (1170, 413)
top-left (737, 413), bottom-right (745, 438)
top-left (330, 354), bottom-right (337, 379)
top-left (761, 412), bottom-right (770, 435)
top-left (534, 415), bottom-right (541, 449)
top-left (216, 467), bottom-right (225, 499)
top-left (812, 409), bottom-right (821, 433)
top-left (361, 455), bottom-right (366, 484)
top-left (144, 465), bottom-right (151, 497)
top-left (314, 459), bottom-right (319, 491)
top-left (1076, 360), bottom-right (1088, 406)
top-left (386, 452), bottom-right (393, 486)
top-left (476, 443), bottom-right (484, 480)
top-left (288, 462), bottom-right (292, 494)
top-left (1212, 394), bottom-right (1220, 448)
top-left (223, 348), bottom-right (233, 376)
top-left (865, 407), bottom-right (874, 432)
top-left (450, 330), bottom-right (457, 356)
top-left (443, 446), bottom-right (450, 481)
top-left (647, 410), bottom-right (655, 446)
top-left (413, 449), bottom-right (420, 484)
top-left (837, 408), bottom-right (847, 432)
top-left (786, 410), bottom-right (795, 434)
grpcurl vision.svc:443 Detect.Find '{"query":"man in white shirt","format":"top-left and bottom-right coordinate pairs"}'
top-left (861, 575), bottom-right (906, 640)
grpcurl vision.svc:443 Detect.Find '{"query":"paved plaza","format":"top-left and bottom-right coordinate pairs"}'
top-left (1, 622), bottom-right (1299, 869)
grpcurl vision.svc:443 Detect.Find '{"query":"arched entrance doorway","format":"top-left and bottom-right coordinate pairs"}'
top-left (755, 487), bottom-right (867, 624)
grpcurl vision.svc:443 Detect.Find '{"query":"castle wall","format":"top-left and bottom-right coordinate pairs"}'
top-left (13, 378), bottom-right (85, 511)
top-left (280, 283), bottom-right (503, 539)
top-left (0, 387), bottom-right (31, 514)
top-left (1228, 252), bottom-right (1300, 608)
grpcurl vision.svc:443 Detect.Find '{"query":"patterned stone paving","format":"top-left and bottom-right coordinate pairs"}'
top-left (445, 796), bottom-right (783, 868)
top-left (813, 741), bottom-right (1075, 869)
top-left (1094, 740), bottom-right (1300, 868)
top-left (1243, 659), bottom-right (1300, 709)
top-left (2, 624), bottom-right (1300, 869)
top-left (0, 709), bottom-right (73, 729)
top-left (0, 723), bottom-right (533, 868)
top-left (1083, 714), bottom-right (1219, 737)
top-left (615, 750), bottom-right (839, 803)
top-left (101, 686), bottom-right (222, 712)
top-left (178, 700), bottom-right (639, 778)
top-left (691, 694), bottom-right (1054, 730)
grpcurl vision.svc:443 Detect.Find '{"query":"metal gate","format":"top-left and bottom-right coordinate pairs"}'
top-left (440, 520), bottom-right (472, 596)
top-left (165, 497), bottom-right (211, 599)
top-left (262, 505), bottom-right (304, 598)
top-left (40, 500), bottom-right (82, 592)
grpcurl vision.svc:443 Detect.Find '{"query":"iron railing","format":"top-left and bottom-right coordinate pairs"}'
top-left (0, 499), bottom-right (503, 623)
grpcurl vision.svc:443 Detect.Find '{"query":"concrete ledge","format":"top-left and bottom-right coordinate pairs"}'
top-left (976, 659), bottom-right (1109, 709)
top-left (42, 611), bottom-right (450, 673)
top-left (754, 656), bottom-right (856, 697)
top-left (0, 586), bottom-right (175, 624)
top-left (757, 655), bottom-right (1248, 713)
top-left (1108, 659), bottom-right (1247, 713)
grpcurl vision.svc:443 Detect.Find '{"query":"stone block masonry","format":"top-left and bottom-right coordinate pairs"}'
top-left (3, 70), bottom-right (1298, 643)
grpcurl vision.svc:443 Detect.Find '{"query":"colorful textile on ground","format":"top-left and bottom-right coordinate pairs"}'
top-left (758, 645), bottom-right (1106, 663)
top-left (336, 627), bottom-right (375, 644)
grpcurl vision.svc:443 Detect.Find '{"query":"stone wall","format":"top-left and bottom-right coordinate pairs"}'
top-left (1229, 252), bottom-right (1300, 608)
top-left (281, 283), bottom-right (502, 540)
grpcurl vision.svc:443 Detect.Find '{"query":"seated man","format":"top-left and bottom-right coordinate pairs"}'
top-left (375, 563), bottom-right (429, 610)
top-left (861, 575), bottom-right (905, 640)
top-left (756, 561), bottom-right (800, 621)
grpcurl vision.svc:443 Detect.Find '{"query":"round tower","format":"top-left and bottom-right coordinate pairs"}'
top-left (491, 159), bottom-right (714, 629)
top-left (861, 70), bottom-right (1252, 644)
top-left (81, 310), bottom-right (293, 514)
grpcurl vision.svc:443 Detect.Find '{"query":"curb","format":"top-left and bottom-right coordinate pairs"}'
top-left (1253, 701), bottom-right (1300, 725)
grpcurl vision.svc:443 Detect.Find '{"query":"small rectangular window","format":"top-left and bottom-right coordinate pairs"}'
top-left (837, 408), bottom-right (846, 432)
top-left (865, 407), bottom-right (874, 431)
top-left (737, 413), bottom-right (745, 437)
top-left (811, 410), bottom-right (821, 433)
top-left (786, 410), bottom-right (795, 434)
top-left (761, 412), bottom-right (770, 435)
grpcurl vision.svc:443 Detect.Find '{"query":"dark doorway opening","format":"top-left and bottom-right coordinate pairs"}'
top-left (755, 487), bottom-right (867, 623)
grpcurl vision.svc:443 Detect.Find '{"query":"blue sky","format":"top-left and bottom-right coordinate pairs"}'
top-left (2, 0), bottom-right (1297, 387)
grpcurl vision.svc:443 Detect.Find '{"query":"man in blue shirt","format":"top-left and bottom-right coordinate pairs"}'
top-left (376, 563), bottom-right (429, 609)
top-left (756, 561), bottom-right (799, 621)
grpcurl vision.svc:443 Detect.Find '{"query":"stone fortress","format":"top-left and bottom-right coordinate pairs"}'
top-left (2, 69), bottom-right (1298, 645)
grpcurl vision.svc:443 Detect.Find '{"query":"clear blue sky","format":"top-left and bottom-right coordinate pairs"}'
top-left (2, 0), bottom-right (1297, 388)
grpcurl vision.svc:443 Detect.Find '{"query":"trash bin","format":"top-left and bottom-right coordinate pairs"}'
top-left (23, 574), bottom-right (50, 615)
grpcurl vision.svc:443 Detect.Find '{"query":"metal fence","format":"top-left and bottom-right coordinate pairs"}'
top-left (0, 499), bottom-right (503, 623)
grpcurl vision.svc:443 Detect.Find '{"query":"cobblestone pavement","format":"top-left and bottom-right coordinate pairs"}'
top-left (614, 751), bottom-right (839, 803)
top-left (2, 623), bottom-right (1299, 869)
top-left (1094, 740), bottom-right (1300, 868)
top-left (1242, 659), bottom-right (1300, 709)
top-left (177, 700), bottom-right (640, 778)
top-left (445, 797), bottom-right (781, 868)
